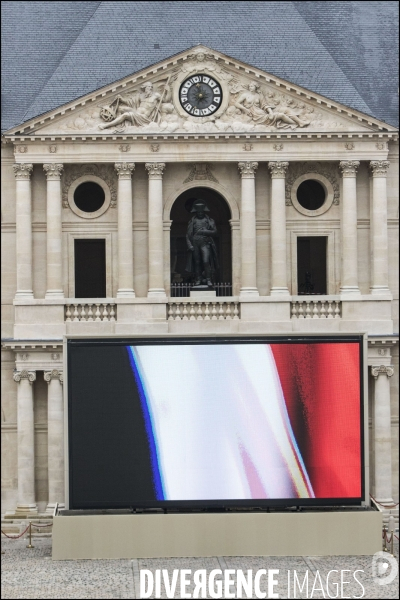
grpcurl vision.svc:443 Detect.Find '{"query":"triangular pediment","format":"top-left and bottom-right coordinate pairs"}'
top-left (4, 46), bottom-right (397, 137)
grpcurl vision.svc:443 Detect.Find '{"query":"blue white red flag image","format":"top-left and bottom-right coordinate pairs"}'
top-left (126, 342), bottom-right (361, 501)
top-left (67, 339), bottom-right (362, 508)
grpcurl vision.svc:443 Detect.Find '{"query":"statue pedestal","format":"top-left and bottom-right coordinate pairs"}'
top-left (190, 289), bottom-right (216, 298)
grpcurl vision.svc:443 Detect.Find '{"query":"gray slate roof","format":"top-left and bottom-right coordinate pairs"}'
top-left (2, 1), bottom-right (398, 133)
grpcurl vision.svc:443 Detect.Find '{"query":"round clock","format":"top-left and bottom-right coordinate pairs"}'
top-left (179, 74), bottom-right (222, 117)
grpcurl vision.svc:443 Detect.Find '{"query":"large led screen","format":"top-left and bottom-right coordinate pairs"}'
top-left (67, 337), bottom-right (364, 509)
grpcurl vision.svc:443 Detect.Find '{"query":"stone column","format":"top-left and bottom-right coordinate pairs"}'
top-left (13, 370), bottom-right (37, 515)
top-left (371, 365), bottom-right (394, 503)
top-left (146, 163), bottom-right (166, 297)
top-left (44, 370), bottom-right (64, 512)
top-left (43, 164), bottom-right (64, 298)
top-left (238, 162), bottom-right (259, 295)
top-left (13, 164), bottom-right (34, 298)
top-left (115, 163), bottom-right (135, 297)
top-left (268, 161), bottom-right (290, 295)
top-left (339, 160), bottom-right (361, 295)
top-left (369, 161), bottom-right (391, 295)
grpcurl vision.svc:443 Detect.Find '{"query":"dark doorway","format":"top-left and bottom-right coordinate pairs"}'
top-left (74, 239), bottom-right (106, 298)
top-left (297, 237), bottom-right (327, 295)
top-left (170, 188), bottom-right (232, 295)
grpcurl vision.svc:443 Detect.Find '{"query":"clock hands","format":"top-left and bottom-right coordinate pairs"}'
top-left (193, 84), bottom-right (210, 104)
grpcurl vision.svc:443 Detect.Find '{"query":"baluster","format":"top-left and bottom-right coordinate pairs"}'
top-left (196, 303), bottom-right (203, 320)
top-left (291, 302), bottom-right (298, 319)
top-left (65, 304), bottom-right (72, 321)
top-left (305, 301), bottom-right (311, 319)
top-left (175, 303), bottom-right (182, 321)
top-left (334, 301), bottom-right (341, 319)
top-left (102, 304), bottom-right (109, 321)
top-left (211, 302), bottom-right (218, 320)
top-left (182, 302), bottom-right (189, 320)
top-left (233, 302), bottom-right (239, 320)
top-left (109, 304), bottom-right (116, 321)
top-left (189, 302), bottom-right (196, 320)
top-left (298, 301), bottom-right (304, 319)
top-left (320, 301), bottom-right (326, 319)
top-left (204, 302), bottom-right (210, 320)
top-left (87, 303), bottom-right (93, 321)
top-left (218, 302), bottom-right (224, 320)
top-left (73, 304), bottom-right (79, 321)
top-left (327, 300), bottom-right (333, 319)
top-left (225, 303), bottom-right (232, 320)
top-left (168, 303), bottom-right (174, 320)
top-left (312, 301), bottom-right (319, 319)
top-left (95, 303), bottom-right (101, 321)
top-left (80, 304), bottom-right (88, 321)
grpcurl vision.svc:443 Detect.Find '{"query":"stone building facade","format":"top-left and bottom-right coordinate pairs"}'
top-left (1, 42), bottom-right (398, 517)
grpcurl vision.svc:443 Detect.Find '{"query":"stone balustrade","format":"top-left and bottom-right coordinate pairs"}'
top-left (168, 299), bottom-right (240, 321)
top-left (65, 300), bottom-right (116, 322)
top-left (291, 296), bottom-right (342, 319)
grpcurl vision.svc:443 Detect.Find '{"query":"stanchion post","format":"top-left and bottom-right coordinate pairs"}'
top-left (388, 516), bottom-right (395, 556)
top-left (26, 521), bottom-right (34, 549)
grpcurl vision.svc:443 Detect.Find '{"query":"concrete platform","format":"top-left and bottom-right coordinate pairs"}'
top-left (52, 510), bottom-right (382, 560)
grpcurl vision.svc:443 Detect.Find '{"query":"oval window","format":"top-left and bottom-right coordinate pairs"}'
top-left (74, 182), bottom-right (105, 213)
top-left (296, 180), bottom-right (326, 211)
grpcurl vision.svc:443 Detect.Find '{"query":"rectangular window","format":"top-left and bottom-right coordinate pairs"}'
top-left (74, 239), bottom-right (106, 298)
top-left (297, 237), bottom-right (327, 295)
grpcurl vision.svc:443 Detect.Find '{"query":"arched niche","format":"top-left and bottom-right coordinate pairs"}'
top-left (169, 187), bottom-right (233, 293)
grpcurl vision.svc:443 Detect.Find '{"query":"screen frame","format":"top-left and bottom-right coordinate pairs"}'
top-left (64, 333), bottom-right (368, 510)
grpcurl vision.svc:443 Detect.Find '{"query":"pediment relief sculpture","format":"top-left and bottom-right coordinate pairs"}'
top-left (25, 49), bottom-right (386, 136)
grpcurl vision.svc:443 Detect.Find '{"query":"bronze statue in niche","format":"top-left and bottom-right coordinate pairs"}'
top-left (185, 200), bottom-right (218, 287)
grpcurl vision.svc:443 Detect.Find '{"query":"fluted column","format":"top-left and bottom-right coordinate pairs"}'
top-left (115, 163), bottom-right (135, 297)
top-left (43, 164), bottom-right (64, 298)
top-left (44, 370), bottom-right (64, 512)
top-left (268, 161), bottom-right (289, 295)
top-left (369, 161), bottom-right (391, 295)
top-left (13, 164), bottom-right (34, 298)
top-left (371, 365), bottom-right (394, 503)
top-left (13, 370), bottom-right (37, 515)
top-left (146, 163), bottom-right (166, 297)
top-left (238, 162), bottom-right (259, 295)
top-left (339, 161), bottom-right (361, 295)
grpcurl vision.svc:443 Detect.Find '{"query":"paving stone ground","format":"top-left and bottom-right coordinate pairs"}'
top-left (1, 537), bottom-right (398, 599)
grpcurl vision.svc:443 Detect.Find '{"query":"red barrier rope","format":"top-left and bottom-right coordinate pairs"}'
top-left (1, 525), bottom-right (30, 539)
top-left (370, 494), bottom-right (399, 509)
top-left (31, 522), bottom-right (52, 529)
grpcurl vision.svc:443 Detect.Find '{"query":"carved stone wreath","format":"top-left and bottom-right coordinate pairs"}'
top-left (285, 162), bottom-right (340, 207)
top-left (62, 164), bottom-right (117, 209)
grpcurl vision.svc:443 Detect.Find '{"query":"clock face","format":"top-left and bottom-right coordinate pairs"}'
top-left (179, 74), bottom-right (222, 117)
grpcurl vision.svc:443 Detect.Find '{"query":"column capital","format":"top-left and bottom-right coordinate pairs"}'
top-left (339, 160), bottom-right (360, 177)
top-left (371, 365), bottom-right (394, 379)
top-left (267, 161), bottom-right (288, 178)
top-left (238, 161), bottom-right (258, 178)
top-left (369, 160), bottom-right (390, 177)
top-left (115, 162), bottom-right (135, 179)
top-left (43, 163), bottom-right (63, 180)
top-left (13, 163), bottom-right (33, 180)
top-left (145, 162), bottom-right (166, 178)
top-left (13, 370), bottom-right (36, 384)
top-left (44, 369), bottom-right (63, 384)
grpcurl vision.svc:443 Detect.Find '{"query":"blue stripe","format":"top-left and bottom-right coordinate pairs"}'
top-left (126, 346), bottom-right (165, 500)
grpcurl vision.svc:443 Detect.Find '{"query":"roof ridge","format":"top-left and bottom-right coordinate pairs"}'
top-left (22, 1), bottom-right (102, 123)
top-left (290, 0), bottom-right (374, 117)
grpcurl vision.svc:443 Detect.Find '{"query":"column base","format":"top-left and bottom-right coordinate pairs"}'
top-left (117, 289), bottom-right (135, 298)
top-left (45, 290), bottom-right (65, 299)
top-left (370, 286), bottom-right (392, 297)
top-left (45, 502), bottom-right (65, 514)
top-left (239, 287), bottom-right (259, 296)
top-left (340, 286), bottom-right (361, 296)
top-left (14, 290), bottom-right (34, 299)
top-left (15, 503), bottom-right (38, 516)
top-left (270, 287), bottom-right (290, 296)
top-left (147, 289), bottom-right (167, 298)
